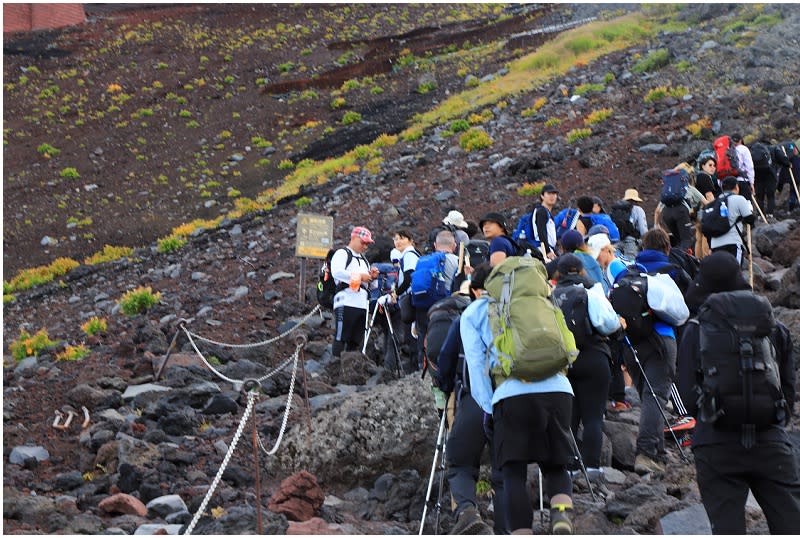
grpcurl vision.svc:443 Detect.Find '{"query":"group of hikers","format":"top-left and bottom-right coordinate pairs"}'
top-left (316, 135), bottom-right (800, 535)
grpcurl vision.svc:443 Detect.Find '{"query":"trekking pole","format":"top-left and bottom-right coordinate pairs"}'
top-left (747, 225), bottom-right (754, 290)
top-left (782, 145), bottom-right (800, 202)
top-left (623, 335), bottom-right (689, 462)
top-left (383, 304), bottom-right (405, 377)
top-left (538, 467), bottom-right (545, 525)
top-left (434, 424), bottom-right (448, 534)
top-left (419, 412), bottom-right (447, 535)
top-left (751, 196), bottom-right (768, 224)
top-left (567, 428), bottom-right (597, 502)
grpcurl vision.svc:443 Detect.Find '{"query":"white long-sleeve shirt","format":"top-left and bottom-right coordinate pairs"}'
top-left (330, 247), bottom-right (370, 310)
top-left (736, 144), bottom-right (755, 184)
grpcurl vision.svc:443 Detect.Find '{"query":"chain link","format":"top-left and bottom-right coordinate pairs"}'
top-left (183, 390), bottom-right (257, 536)
top-left (183, 304), bottom-right (321, 349)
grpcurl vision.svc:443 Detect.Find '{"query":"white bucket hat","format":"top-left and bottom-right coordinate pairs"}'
top-left (443, 210), bottom-right (469, 229)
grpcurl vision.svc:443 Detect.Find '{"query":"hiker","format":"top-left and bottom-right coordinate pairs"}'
top-left (461, 258), bottom-right (575, 535)
top-left (531, 183), bottom-right (560, 260)
top-left (751, 141), bottom-right (777, 218)
top-left (479, 212), bottom-right (518, 266)
top-left (707, 176), bottom-right (755, 266)
top-left (732, 134), bottom-right (755, 200)
top-left (412, 230), bottom-right (459, 371)
top-left (588, 233), bottom-right (634, 412)
top-left (610, 189), bottom-right (648, 259)
top-left (433, 264), bottom-right (506, 535)
top-left (654, 164), bottom-right (705, 253)
top-left (331, 226), bottom-right (379, 359)
top-left (616, 228), bottom-right (690, 474)
top-left (677, 251), bottom-right (800, 534)
top-left (695, 152), bottom-right (720, 202)
top-left (552, 254), bottom-right (622, 491)
top-left (392, 229), bottom-right (420, 296)
top-left (425, 209), bottom-right (470, 254)
top-left (559, 229), bottom-right (607, 294)
top-left (572, 196), bottom-right (620, 242)
top-left (775, 140), bottom-right (800, 211)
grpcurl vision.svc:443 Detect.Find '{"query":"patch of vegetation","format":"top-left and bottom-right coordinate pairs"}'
top-left (118, 286), bottom-right (162, 316)
top-left (417, 81), bottom-right (437, 94)
top-left (517, 181), bottom-right (545, 197)
top-left (56, 344), bottom-right (90, 361)
top-left (449, 119), bottom-right (470, 133)
top-left (544, 117), bottom-right (562, 127)
top-left (459, 128), bottom-right (493, 152)
top-left (157, 235), bottom-right (187, 253)
top-left (37, 143), bottom-right (61, 157)
top-left (686, 117), bottom-right (711, 138)
top-left (574, 83), bottom-right (605, 96)
top-left (585, 108), bottom-right (613, 125)
top-left (341, 111), bottom-right (362, 125)
top-left (5, 257), bottom-right (79, 293)
top-left (10, 328), bottom-right (56, 361)
top-left (643, 85), bottom-right (688, 103)
top-left (566, 127), bottom-right (592, 143)
top-left (84, 244), bottom-right (135, 265)
top-left (60, 167), bottom-right (80, 179)
top-left (81, 316), bottom-right (108, 337)
top-left (632, 48), bottom-right (670, 73)
top-left (294, 196), bottom-right (313, 207)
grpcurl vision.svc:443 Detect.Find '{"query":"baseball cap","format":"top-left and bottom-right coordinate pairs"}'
top-left (541, 183), bottom-right (559, 194)
top-left (560, 229), bottom-right (584, 252)
top-left (443, 210), bottom-right (469, 229)
top-left (351, 226), bottom-right (374, 244)
top-left (587, 233), bottom-right (611, 259)
top-left (557, 253), bottom-right (583, 275)
top-left (587, 224), bottom-right (609, 238)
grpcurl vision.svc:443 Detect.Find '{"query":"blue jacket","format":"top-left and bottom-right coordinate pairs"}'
top-left (570, 250), bottom-right (609, 295)
top-left (460, 296), bottom-right (573, 415)
top-left (634, 249), bottom-right (682, 339)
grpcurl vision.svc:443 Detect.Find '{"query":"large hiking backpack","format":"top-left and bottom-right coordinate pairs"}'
top-left (317, 248), bottom-right (352, 309)
top-left (585, 213), bottom-right (621, 242)
top-left (369, 262), bottom-right (398, 305)
top-left (610, 201), bottom-right (639, 240)
top-left (695, 290), bottom-right (787, 445)
top-left (424, 294), bottom-right (471, 376)
top-left (426, 223), bottom-right (458, 254)
top-left (660, 169), bottom-right (689, 207)
top-left (714, 135), bottom-right (741, 179)
top-left (553, 207), bottom-right (579, 241)
top-left (551, 283), bottom-right (594, 350)
top-left (700, 193), bottom-right (736, 239)
top-left (410, 251), bottom-right (450, 309)
top-left (750, 142), bottom-right (773, 170)
top-left (485, 256), bottom-right (578, 384)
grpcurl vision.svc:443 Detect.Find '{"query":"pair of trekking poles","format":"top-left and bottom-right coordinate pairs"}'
top-left (362, 293), bottom-right (405, 378)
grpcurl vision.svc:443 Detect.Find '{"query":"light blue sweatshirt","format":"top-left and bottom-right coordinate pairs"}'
top-left (460, 296), bottom-right (574, 415)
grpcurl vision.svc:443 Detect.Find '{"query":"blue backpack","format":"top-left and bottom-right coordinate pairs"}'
top-left (410, 252), bottom-right (450, 309)
top-left (660, 169), bottom-right (689, 207)
top-left (553, 208), bottom-right (579, 241)
top-left (369, 262), bottom-right (398, 305)
top-left (512, 212), bottom-right (536, 245)
top-left (586, 213), bottom-right (621, 242)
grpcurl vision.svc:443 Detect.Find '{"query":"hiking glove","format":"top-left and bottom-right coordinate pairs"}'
top-left (482, 412), bottom-right (494, 440)
top-left (431, 385), bottom-right (446, 412)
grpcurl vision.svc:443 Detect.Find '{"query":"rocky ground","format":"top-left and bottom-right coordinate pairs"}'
top-left (3, 3), bottom-right (800, 535)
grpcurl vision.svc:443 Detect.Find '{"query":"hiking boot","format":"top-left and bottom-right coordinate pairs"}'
top-left (550, 503), bottom-right (573, 535)
top-left (450, 506), bottom-right (493, 535)
top-left (634, 453), bottom-right (665, 474)
top-left (607, 400), bottom-right (632, 412)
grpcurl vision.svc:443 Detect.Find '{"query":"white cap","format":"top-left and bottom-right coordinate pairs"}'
top-left (587, 233), bottom-right (611, 259)
top-left (443, 210), bottom-right (469, 229)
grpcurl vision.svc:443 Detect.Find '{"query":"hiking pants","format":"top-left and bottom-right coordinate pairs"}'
top-left (694, 440), bottom-right (800, 534)
top-left (755, 175), bottom-right (777, 215)
top-left (737, 179), bottom-right (753, 201)
top-left (624, 334), bottom-right (676, 459)
top-left (414, 308), bottom-right (430, 371)
top-left (332, 305), bottom-right (366, 358)
top-left (501, 461), bottom-right (571, 532)
top-left (446, 392), bottom-right (507, 534)
top-left (660, 204), bottom-right (694, 252)
top-left (607, 338), bottom-right (627, 403)
top-left (567, 342), bottom-right (611, 469)
top-left (711, 243), bottom-right (745, 266)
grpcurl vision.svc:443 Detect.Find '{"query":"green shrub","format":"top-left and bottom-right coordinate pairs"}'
top-left (417, 81), bottom-right (437, 94)
top-left (84, 244), bottom-right (134, 265)
top-left (585, 108), bottom-right (613, 125)
top-left (517, 182), bottom-right (544, 197)
top-left (56, 344), bottom-right (90, 361)
top-left (342, 111), bottom-right (362, 125)
top-left (118, 286), bottom-right (162, 316)
top-left (574, 83), bottom-right (604, 96)
top-left (278, 159), bottom-right (295, 170)
top-left (10, 328), bottom-right (56, 361)
top-left (632, 48), bottom-right (670, 73)
top-left (566, 128), bottom-right (592, 143)
top-left (544, 117), bottom-right (562, 127)
top-left (37, 143), bottom-right (60, 157)
top-left (330, 96), bottom-right (346, 109)
top-left (60, 167), bottom-right (80, 179)
top-left (449, 119), bottom-right (470, 133)
top-left (294, 196), bottom-right (312, 207)
top-left (459, 128), bottom-right (493, 151)
top-left (81, 316), bottom-right (108, 337)
top-left (157, 235), bottom-right (187, 253)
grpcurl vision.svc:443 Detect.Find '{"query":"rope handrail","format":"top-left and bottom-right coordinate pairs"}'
top-left (182, 304), bottom-right (321, 349)
top-left (255, 343), bottom-right (301, 456)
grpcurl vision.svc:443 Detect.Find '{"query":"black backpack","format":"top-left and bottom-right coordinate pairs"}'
top-left (424, 294), bottom-right (471, 376)
top-left (552, 283), bottom-right (594, 350)
top-left (608, 268), bottom-right (652, 344)
top-left (426, 223), bottom-right (458, 254)
top-left (660, 169), bottom-right (689, 207)
top-left (464, 239), bottom-right (490, 268)
top-left (750, 142), bottom-right (772, 170)
top-left (610, 200), bottom-right (639, 239)
top-left (317, 248), bottom-right (353, 309)
top-left (694, 290), bottom-right (787, 447)
top-left (700, 193), bottom-right (737, 239)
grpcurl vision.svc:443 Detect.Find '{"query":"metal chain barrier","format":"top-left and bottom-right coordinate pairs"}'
top-left (183, 390), bottom-right (258, 536)
top-left (182, 304), bottom-right (321, 349)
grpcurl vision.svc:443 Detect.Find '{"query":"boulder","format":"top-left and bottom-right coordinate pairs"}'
top-left (268, 470), bottom-right (325, 522)
top-left (99, 493), bottom-right (148, 516)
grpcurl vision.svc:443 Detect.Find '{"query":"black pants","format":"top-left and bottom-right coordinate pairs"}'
top-left (567, 343), bottom-right (611, 468)
top-left (694, 440), bottom-right (800, 534)
top-left (711, 243), bottom-right (745, 266)
top-left (446, 392), bottom-right (507, 534)
top-left (332, 305), bottom-right (366, 357)
top-left (755, 175), bottom-right (777, 214)
top-left (608, 338), bottom-right (627, 402)
top-left (737, 179), bottom-right (752, 201)
top-left (661, 204), bottom-right (694, 251)
top-left (414, 308), bottom-right (429, 371)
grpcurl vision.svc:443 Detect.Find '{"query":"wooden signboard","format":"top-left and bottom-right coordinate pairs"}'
top-left (295, 213), bottom-right (333, 259)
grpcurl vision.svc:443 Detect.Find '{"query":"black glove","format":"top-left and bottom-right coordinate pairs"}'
top-left (482, 411), bottom-right (494, 440)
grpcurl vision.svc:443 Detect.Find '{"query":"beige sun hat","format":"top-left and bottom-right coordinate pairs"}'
top-left (443, 210), bottom-right (469, 229)
top-left (623, 188), bottom-right (643, 202)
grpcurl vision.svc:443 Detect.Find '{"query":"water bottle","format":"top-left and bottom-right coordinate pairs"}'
top-left (519, 228), bottom-right (527, 241)
top-left (720, 201), bottom-right (728, 218)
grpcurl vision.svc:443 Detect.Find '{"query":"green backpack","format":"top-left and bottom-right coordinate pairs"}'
top-left (485, 256), bottom-right (578, 385)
